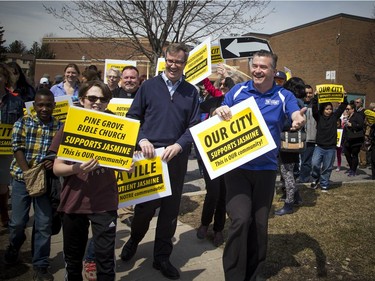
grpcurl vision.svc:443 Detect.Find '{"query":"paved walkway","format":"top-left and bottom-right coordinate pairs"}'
top-left (1, 153), bottom-right (374, 280)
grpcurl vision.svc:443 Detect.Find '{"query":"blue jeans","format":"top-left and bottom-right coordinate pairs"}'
top-left (299, 142), bottom-right (316, 182)
top-left (311, 146), bottom-right (336, 187)
top-left (85, 239), bottom-right (95, 261)
top-left (9, 180), bottom-right (52, 268)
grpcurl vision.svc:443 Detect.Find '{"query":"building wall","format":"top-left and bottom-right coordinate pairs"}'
top-left (35, 37), bottom-right (151, 84)
top-left (258, 15), bottom-right (375, 103)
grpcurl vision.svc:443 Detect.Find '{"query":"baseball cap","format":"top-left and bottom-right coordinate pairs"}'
top-left (275, 71), bottom-right (287, 80)
top-left (40, 77), bottom-right (49, 84)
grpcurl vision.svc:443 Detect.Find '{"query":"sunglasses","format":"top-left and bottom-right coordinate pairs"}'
top-left (84, 95), bottom-right (109, 103)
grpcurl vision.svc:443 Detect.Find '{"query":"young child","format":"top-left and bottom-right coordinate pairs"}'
top-left (4, 88), bottom-right (62, 281)
top-left (310, 94), bottom-right (348, 191)
top-left (50, 80), bottom-right (119, 281)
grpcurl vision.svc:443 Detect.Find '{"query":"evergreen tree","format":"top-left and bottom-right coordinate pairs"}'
top-left (0, 26), bottom-right (7, 62)
top-left (8, 40), bottom-right (27, 54)
top-left (27, 41), bottom-right (55, 79)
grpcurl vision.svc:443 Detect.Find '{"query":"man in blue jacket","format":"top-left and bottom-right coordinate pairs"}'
top-left (214, 50), bottom-right (306, 281)
top-left (121, 43), bottom-right (200, 280)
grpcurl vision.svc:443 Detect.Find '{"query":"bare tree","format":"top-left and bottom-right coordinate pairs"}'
top-left (45, 0), bottom-right (271, 73)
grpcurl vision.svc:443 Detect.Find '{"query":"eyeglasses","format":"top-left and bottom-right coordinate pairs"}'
top-left (84, 95), bottom-right (109, 103)
top-left (165, 59), bottom-right (185, 66)
top-left (346, 108), bottom-right (351, 111)
top-left (107, 75), bottom-right (119, 79)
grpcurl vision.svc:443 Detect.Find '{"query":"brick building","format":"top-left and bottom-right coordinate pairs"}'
top-left (35, 13), bottom-right (375, 102)
top-left (245, 13), bottom-right (375, 104)
top-left (34, 37), bottom-right (152, 85)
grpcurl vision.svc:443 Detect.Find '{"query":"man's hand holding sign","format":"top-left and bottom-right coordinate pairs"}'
top-left (214, 105), bottom-right (306, 131)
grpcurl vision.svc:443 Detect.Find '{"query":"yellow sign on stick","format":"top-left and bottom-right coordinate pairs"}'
top-left (57, 106), bottom-right (140, 170)
top-left (0, 124), bottom-right (13, 155)
top-left (116, 148), bottom-right (171, 208)
top-left (190, 97), bottom-right (276, 179)
top-left (211, 45), bottom-right (224, 65)
top-left (316, 84), bottom-right (345, 103)
top-left (104, 59), bottom-right (137, 83)
top-left (337, 129), bottom-right (343, 147)
top-left (364, 109), bottom-right (375, 125)
top-left (155, 38), bottom-right (212, 84)
top-left (107, 98), bottom-right (133, 117)
top-left (185, 37), bottom-right (212, 85)
top-left (25, 95), bottom-right (73, 123)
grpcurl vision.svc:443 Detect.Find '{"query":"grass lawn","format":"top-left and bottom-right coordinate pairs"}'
top-left (179, 183), bottom-right (375, 281)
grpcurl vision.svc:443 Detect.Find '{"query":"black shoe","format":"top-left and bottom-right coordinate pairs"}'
top-left (310, 181), bottom-right (318, 189)
top-left (274, 203), bottom-right (294, 216)
top-left (3, 244), bottom-right (19, 265)
top-left (153, 260), bottom-right (180, 280)
top-left (196, 225), bottom-right (208, 239)
top-left (120, 238), bottom-right (138, 261)
top-left (213, 231), bottom-right (224, 247)
top-left (33, 267), bottom-right (54, 281)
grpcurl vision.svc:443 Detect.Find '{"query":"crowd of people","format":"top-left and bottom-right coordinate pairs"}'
top-left (1, 47), bottom-right (375, 281)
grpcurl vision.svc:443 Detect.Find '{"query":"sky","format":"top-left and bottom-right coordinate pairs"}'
top-left (0, 1), bottom-right (374, 49)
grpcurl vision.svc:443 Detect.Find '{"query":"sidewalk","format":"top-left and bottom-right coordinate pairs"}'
top-left (48, 154), bottom-right (375, 280)
top-left (1, 154), bottom-right (373, 280)
top-left (48, 215), bottom-right (224, 281)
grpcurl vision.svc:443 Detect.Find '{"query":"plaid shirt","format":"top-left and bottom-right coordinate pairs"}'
top-left (10, 115), bottom-right (63, 182)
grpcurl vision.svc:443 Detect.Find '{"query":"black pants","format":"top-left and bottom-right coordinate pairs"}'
top-left (130, 149), bottom-right (189, 262)
top-left (223, 168), bottom-right (276, 281)
top-left (201, 165), bottom-right (226, 232)
top-left (62, 211), bottom-right (117, 281)
top-left (344, 141), bottom-right (361, 172)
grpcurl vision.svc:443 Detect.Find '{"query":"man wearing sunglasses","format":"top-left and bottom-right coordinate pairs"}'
top-left (121, 43), bottom-right (200, 280)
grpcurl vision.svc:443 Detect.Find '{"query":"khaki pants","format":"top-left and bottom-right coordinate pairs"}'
top-left (118, 206), bottom-right (134, 220)
top-left (359, 149), bottom-right (367, 167)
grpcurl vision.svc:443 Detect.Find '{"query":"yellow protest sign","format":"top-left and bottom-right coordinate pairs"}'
top-left (211, 45), bottom-right (224, 65)
top-left (155, 58), bottom-right (166, 76)
top-left (104, 59), bottom-right (137, 83)
top-left (184, 37), bottom-right (212, 85)
top-left (57, 106), bottom-right (140, 170)
top-left (364, 109), bottom-right (375, 125)
top-left (117, 148), bottom-right (171, 208)
top-left (155, 38), bottom-right (212, 84)
top-left (107, 98), bottom-right (133, 117)
top-left (25, 95), bottom-right (73, 123)
top-left (337, 129), bottom-right (343, 147)
top-left (190, 97), bottom-right (276, 179)
top-left (0, 124), bottom-right (13, 155)
top-left (316, 84), bottom-right (345, 103)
